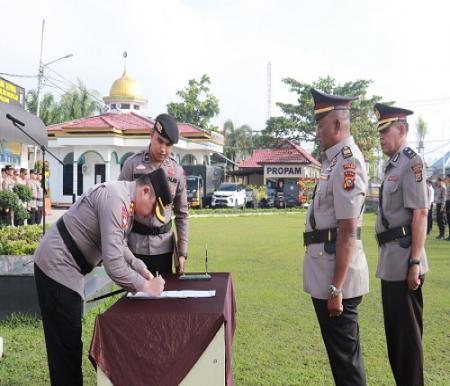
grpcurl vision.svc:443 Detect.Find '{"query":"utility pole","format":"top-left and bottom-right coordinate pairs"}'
top-left (36, 20), bottom-right (45, 119)
top-left (267, 61), bottom-right (272, 120)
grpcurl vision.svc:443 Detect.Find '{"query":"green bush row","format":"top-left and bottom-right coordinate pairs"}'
top-left (0, 225), bottom-right (43, 255)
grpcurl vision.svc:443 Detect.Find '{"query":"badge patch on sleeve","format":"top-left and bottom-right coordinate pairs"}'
top-left (121, 206), bottom-right (129, 229)
top-left (343, 170), bottom-right (356, 190)
top-left (342, 146), bottom-right (353, 159)
top-left (411, 163), bottom-right (423, 182)
top-left (167, 166), bottom-right (176, 177)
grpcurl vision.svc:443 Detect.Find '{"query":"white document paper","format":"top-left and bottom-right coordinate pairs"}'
top-left (127, 290), bottom-right (216, 299)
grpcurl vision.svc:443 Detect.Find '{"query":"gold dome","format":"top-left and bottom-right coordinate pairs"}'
top-left (105, 67), bottom-right (147, 102)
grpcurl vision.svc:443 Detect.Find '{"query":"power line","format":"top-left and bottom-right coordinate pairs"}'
top-left (0, 72), bottom-right (37, 78)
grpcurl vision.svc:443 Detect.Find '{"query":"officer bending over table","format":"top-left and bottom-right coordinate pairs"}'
top-left (119, 113), bottom-right (188, 275)
top-left (33, 169), bottom-right (171, 386)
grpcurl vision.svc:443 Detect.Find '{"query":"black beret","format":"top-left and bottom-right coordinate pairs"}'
top-left (374, 103), bottom-right (413, 131)
top-left (20, 168), bottom-right (28, 173)
top-left (5, 165), bottom-right (13, 171)
top-left (311, 88), bottom-right (357, 122)
top-left (148, 168), bottom-right (172, 206)
top-left (154, 113), bottom-right (179, 144)
top-left (29, 169), bottom-right (37, 174)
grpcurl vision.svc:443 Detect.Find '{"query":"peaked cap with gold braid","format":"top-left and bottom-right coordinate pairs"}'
top-left (147, 168), bottom-right (172, 223)
top-left (374, 103), bottom-right (414, 131)
top-left (311, 88), bottom-right (357, 122)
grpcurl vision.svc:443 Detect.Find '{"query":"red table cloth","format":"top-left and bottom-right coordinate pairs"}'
top-left (89, 273), bottom-right (236, 386)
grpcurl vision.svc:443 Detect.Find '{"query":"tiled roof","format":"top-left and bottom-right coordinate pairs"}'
top-left (47, 112), bottom-right (209, 138)
top-left (238, 141), bottom-right (321, 168)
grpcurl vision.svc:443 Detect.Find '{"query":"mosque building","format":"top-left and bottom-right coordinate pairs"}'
top-left (46, 66), bottom-right (223, 205)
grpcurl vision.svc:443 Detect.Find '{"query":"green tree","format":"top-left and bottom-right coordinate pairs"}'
top-left (416, 116), bottom-right (428, 157)
top-left (58, 79), bottom-right (103, 122)
top-left (223, 119), bottom-right (253, 163)
top-left (264, 76), bottom-right (383, 161)
top-left (25, 79), bottom-right (102, 125)
top-left (167, 74), bottom-right (220, 131)
top-left (25, 90), bottom-right (59, 126)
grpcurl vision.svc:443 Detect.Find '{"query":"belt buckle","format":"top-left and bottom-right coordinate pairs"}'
top-left (328, 229), bottom-right (332, 242)
top-left (401, 226), bottom-right (406, 236)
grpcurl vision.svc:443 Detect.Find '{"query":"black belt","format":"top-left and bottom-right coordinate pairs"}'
top-left (376, 225), bottom-right (411, 246)
top-left (303, 227), bottom-right (361, 246)
top-left (131, 220), bottom-right (172, 236)
top-left (56, 217), bottom-right (93, 275)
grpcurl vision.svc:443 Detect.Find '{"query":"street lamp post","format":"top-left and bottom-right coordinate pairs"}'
top-left (35, 20), bottom-right (73, 118)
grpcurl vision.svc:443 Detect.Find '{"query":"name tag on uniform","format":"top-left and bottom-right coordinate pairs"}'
top-left (136, 164), bottom-right (146, 170)
top-left (387, 175), bottom-right (399, 182)
top-left (320, 173), bottom-right (329, 181)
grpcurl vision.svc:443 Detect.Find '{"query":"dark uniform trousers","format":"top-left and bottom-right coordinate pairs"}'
top-left (135, 252), bottom-right (173, 276)
top-left (381, 279), bottom-right (424, 386)
top-left (34, 264), bottom-right (83, 386)
top-left (312, 296), bottom-right (366, 386)
top-left (427, 203), bottom-right (433, 234)
top-left (436, 203), bottom-right (445, 237)
top-left (446, 200), bottom-right (450, 236)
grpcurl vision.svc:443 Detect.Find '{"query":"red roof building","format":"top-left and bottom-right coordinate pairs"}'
top-left (233, 140), bottom-right (321, 187)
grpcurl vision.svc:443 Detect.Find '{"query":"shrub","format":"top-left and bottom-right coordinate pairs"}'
top-left (0, 225), bottom-right (43, 255)
top-left (13, 184), bottom-right (32, 202)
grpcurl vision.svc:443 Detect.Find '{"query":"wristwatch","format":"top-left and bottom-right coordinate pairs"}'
top-left (328, 285), bottom-right (342, 298)
top-left (408, 258), bottom-right (420, 267)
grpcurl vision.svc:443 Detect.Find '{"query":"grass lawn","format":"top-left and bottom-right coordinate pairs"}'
top-left (1, 212), bottom-right (449, 385)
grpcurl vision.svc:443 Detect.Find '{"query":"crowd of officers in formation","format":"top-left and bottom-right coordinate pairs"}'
top-left (429, 176), bottom-right (450, 240)
top-left (0, 165), bottom-right (44, 224)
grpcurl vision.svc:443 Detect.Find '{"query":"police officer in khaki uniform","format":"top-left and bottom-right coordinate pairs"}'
top-left (16, 168), bottom-right (28, 185)
top-left (434, 177), bottom-right (446, 239)
top-left (445, 176), bottom-right (450, 240)
top-left (375, 103), bottom-right (429, 386)
top-left (303, 89), bottom-right (369, 386)
top-left (119, 113), bottom-right (188, 275)
top-left (27, 169), bottom-right (39, 225)
top-left (34, 169), bottom-right (171, 386)
top-left (2, 165), bottom-right (15, 191)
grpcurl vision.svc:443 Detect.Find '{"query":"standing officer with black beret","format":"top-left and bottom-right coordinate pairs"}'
top-left (119, 113), bottom-right (188, 275)
top-left (303, 89), bottom-right (369, 386)
top-left (375, 103), bottom-right (429, 386)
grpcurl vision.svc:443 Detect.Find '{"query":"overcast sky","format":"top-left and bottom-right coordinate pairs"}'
top-left (2, 0), bottom-right (450, 163)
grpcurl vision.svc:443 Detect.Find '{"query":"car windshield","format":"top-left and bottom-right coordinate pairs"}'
top-left (218, 183), bottom-right (238, 191)
top-left (187, 178), bottom-right (198, 191)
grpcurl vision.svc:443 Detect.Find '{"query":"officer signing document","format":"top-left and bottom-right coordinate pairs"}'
top-left (33, 169), bottom-right (171, 386)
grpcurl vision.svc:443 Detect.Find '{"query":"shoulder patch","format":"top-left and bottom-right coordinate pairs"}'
top-left (411, 163), bottom-right (423, 182)
top-left (403, 147), bottom-right (417, 159)
top-left (342, 146), bottom-right (353, 159)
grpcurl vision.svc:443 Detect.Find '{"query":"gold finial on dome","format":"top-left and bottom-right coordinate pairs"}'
top-left (103, 52), bottom-right (148, 104)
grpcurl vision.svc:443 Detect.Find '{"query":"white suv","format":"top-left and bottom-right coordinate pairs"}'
top-left (211, 183), bottom-right (246, 208)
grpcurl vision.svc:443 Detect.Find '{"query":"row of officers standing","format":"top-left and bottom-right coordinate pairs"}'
top-left (303, 89), bottom-right (429, 386)
top-left (0, 165), bottom-right (44, 225)
top-left (429, 176), bottom-right (450, 239)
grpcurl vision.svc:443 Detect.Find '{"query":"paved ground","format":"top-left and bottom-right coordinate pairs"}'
top-left (44, 208), bottom-right (67, 224)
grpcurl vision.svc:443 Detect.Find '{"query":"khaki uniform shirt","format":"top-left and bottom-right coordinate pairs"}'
top-left (118, 149), bottom-right (189, 256)
top-left (27, 179), bottom-right (38, 209)
top-left (36, 182), bottom-right (44, 208)
top-left (33, 181), bottom-right (147, 299)
top-left (446, 184), bottom-right (450, 202)
top-left (434, 185), bottom-right (446, 204)
top-left (15, 177), bottom-right (26, 185)
top-left (303, 136), bottom-right (369, 300)
top-left (375, 144), bottom-right (429, 281)
top-left (2, 176), bottom-right (15, 191)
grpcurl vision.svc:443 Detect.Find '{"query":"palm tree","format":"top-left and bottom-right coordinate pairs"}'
top-left (223, 119), bottom-right (253, 163)
top-left (416, 116), bottom-right (428, 157)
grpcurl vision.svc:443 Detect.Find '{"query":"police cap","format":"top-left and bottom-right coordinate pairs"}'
top-left (311, 88), bottom-right (357, 122)
top-left (374, 103), bottom-right (413, 131)
top-left (153, 113), bottom-right (179, 144)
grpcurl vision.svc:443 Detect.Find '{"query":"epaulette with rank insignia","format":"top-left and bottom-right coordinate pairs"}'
top-left (342, 146), bottom-right (353, 159)
top-left (403, 147), bottom-right (416, 159)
